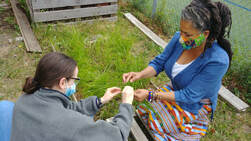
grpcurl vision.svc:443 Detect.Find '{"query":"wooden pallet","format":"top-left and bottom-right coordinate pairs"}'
top-left (124, 12), bottom-right (249, 111)
top-left (26, 0), bottom-right (118, 23)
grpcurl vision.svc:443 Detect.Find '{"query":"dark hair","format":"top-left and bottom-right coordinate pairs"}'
top-left (23, 52), bottom-right (77, 94)
top-left (181, 0), bottom-right (233, 65)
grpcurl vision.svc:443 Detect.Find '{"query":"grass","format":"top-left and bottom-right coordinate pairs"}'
top-left (1, 0), bottom-right (250, 140)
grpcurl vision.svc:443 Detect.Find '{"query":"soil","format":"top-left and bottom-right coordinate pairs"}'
top-left (0, 2), bottom-right (38, 102)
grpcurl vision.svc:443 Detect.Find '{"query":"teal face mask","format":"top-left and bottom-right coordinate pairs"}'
top-left (179, 33), bottom-right (206, 50)
top-left (65, 82), bottom-right (76, 97)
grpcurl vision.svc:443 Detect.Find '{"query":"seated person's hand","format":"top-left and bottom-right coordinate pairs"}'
top-left (101, 87), bottom-right (121, 104)
top-left (134, 89), bottom-right (148, 102)
top-left (122, 86), bottom-right (134, 104)
top-left (122, 72), bottom-right (142, 83)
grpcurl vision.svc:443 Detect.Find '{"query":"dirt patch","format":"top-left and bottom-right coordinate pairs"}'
top-left (0, 4), bottom-right (39, 102)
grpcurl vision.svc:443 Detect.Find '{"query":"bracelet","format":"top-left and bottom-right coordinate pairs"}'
top-left (156, 93), bottom-right (160, 101)
top-left (153, 91), bottom-right (161, 102)
top-left (148, 91), bottom-right (153, 102)
top-left (96, 98), bottom-right (103, 108)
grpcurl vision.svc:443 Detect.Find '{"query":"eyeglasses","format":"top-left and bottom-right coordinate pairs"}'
top-left (67, 77), bottom-right (80, 85)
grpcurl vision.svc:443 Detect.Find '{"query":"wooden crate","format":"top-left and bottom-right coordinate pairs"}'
top-left (26, 0), bottom-right (118, 23)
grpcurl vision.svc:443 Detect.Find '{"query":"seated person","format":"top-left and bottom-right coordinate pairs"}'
top-left (11, 52), bottom-right (134, 141)
top-left (123, 0), bottom-right (232, 140)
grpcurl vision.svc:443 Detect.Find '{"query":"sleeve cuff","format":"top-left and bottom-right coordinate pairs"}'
top-left (148, 64), bottom-right (160, 76)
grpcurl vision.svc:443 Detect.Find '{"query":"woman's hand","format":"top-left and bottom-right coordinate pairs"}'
top-left (134, 89), bottom-right (148, 102)
top-left (122, 72), bottom-right (142, 83)
top-left (122, 86), bottom-right (134, 104)
top-left (101, 87), bottom-right (121, 104)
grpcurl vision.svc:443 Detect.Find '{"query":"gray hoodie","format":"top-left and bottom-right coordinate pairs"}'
top-left (11, 88), bottom-right (133, 141)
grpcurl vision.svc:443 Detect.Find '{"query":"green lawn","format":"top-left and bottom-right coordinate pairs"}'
top-left (0, 0), bottom-right (250, 140)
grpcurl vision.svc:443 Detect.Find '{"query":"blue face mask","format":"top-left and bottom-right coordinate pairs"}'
top-left (65, 82), bottom-right (76, 97)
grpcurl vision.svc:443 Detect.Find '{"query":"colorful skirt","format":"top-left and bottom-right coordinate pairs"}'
top-left (137, 85), bottom-right (212, 141)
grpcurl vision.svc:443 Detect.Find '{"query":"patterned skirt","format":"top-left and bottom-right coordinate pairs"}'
top-left (137, 85), bottom-right (212, 141)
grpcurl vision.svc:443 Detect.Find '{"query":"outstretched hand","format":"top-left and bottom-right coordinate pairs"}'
top-left (101, 87), bottom-right (121, 104)
top-left (122, 72), bottom-right (142, 83)
top-left (122, 86), bottom-right (134, 104)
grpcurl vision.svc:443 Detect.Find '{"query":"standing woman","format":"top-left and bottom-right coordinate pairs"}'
top-left (11, 52), bottom-right (135, 141)
top-left (123, 0), bottom-right (232, 140)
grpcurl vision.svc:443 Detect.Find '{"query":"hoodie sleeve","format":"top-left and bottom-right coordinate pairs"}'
top-left (68, 96), bottom-right (100, 116)
top-left (72, 103), bottom-right (133, 141)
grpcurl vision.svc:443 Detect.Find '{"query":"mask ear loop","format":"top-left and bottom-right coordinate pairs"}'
top-left (72, 94), bottom-right (78, 103)
top-left (70, 82), bottom-right (78, 103)
top-left (66, 79), bottom-right (78, 103)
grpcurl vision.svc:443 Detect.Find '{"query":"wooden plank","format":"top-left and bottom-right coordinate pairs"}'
top-left (0, 3), bottom-right (9, 7)
top-left (34, 4), bottom-right (118, 22)
top-left (63, 16), bottom-right (117, 25)
top-left (26, 0), bottom-right (34, 21)
top-left (219, 86), bottom-right (249, 111)
top-left (10, 0), bottom-right (42, 52)
top-left (41, 16), bottom-right (117, 27)
top-left (31, 0), bottom-right (117, 10)
top-left (124, 13), bottom-right (167, 48)
top-left (135, 110), bottom-right (154, 140)
top-left (131, 116), bottom-right (148, 141)
top-left (0, 2), bottom-right (10, 9)
top-left (124, 12), bottom-right (249, 111)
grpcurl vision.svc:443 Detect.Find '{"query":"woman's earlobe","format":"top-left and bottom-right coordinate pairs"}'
top-left (204, 30), bottom-right (210, 39)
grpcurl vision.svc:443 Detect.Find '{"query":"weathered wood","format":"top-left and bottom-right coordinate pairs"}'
top-left (135, 110), bottom-right (154, 140)
top-left (219, 86), bottom-right (249, 111)
top-left (10, 0), bottom-right (42, 52)
top-left (0, 2), bottom-right (10, 9)
top-left (131, 116), bottom-right (148, 141)
top-left (25, 0), bottom-right (34, 20)
top-left (41, 16), bottom-right (117, 27)
top-left (0, 3), bottom-right (8, 7)
top-left (124, 12), bottom-right (249, 111)
top-left (63, 16), bottom-right (117, 25)
top-left (31, 0), bottom-right (117, 10)
top-left (33, 4), bottom-right (117, 22)
top-left (124, 13), bottom-right (167, 48)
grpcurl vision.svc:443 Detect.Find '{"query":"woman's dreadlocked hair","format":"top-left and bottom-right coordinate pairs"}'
top-left (181, 0), bottom-right (233, 66)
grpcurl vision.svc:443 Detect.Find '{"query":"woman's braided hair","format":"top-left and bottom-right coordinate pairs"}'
top-left (181, 0), bottom-right (233, 65)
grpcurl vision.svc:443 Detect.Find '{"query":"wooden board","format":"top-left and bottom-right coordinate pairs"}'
top-left (124, 13), bottom-right (167, 48)
top-left (31, 0), bottom-right (117, 10)
top-left (40, 16), bottom-right (117, 27)
top-left (33, 4), bottom-right (117, 22)
top-left (219, 86), bottom-right (249, 111)
top-left (10, 0), bottom-right (42, 52)
top-left (124, 12), bottom-right (249, 111)
top-left (63, 16), bottom-right (117, 25)
top-left (131, 116), bottom-right (149, 141)
top-left (0, 3), bottom-right (9, 7)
